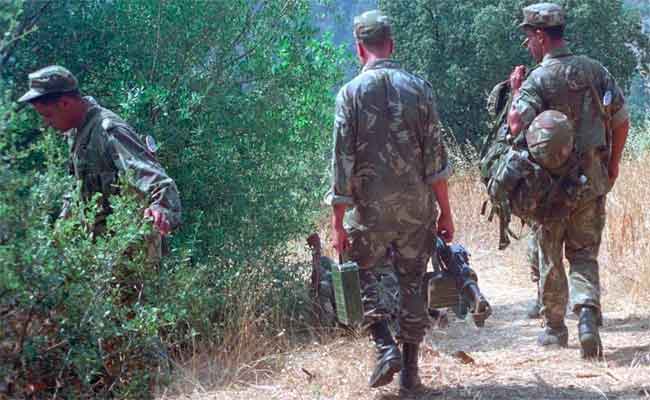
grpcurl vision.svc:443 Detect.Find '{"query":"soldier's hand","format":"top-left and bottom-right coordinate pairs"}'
top-left (144, 207), bottom-right (171, 236)
top-left (509, 65), bottom-right (527, 93)
top-left (437, 212), bottom-right (454, 243)
top-left (331, 225), bottom-right (350, 255)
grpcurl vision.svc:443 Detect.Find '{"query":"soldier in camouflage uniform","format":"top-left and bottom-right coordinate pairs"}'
top-left (326, 10), bottom-right (454, 393)
top-left (19, 66), bottom-right (181, 262)
top-left (508, 3), bottom-right (630, 358)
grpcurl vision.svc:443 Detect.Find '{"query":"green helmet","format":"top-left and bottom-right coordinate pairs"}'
top-left (526, 110), bottom-right (575, 170)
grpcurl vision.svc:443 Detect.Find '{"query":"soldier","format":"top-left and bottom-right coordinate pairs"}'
top-left (508, 3), bottom-right (630, 358)
top-left (326, 10), bottom-right (454, 394)
top-left (18, 65), bottom-right (181, 260)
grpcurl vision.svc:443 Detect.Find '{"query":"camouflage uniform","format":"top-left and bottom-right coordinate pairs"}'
top-left (70, 96), bottom-right (180, 258)
top-left (527, 226), bottom-right (540, 283)
top-left (512, 4), bottom-right (628, 326)
top-left (19, 66), bottom-right (181, 263)
top-left (326, 50), bottom-right (452, 343)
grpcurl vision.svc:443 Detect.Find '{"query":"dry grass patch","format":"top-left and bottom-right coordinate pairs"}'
top-left (161, 154), bottom-right (650, 400)
top-left (601, 154), bottom-right (650, 309)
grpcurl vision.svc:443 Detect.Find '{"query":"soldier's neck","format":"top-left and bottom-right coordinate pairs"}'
top-left (363, 54), bottom-right (391, 68)
top-left (71, 99), bottom-right (91, 130)
top-left (542, 39), bottom-right (568, 58)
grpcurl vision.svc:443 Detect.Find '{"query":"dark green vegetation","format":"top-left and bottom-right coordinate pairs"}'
top-left (379, 0), bottom-right (650, 143)
top-left (1, 0), bottom-right (346, 397)
top-left (1, 0), bottom-right (648, 398)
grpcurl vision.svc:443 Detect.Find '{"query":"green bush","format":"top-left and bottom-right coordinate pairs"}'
top-left (1, 0), bottom-right (347, 397)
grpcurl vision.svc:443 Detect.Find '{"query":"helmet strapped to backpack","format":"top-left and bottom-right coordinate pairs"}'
top-left (526, 110), bottom-right (575, 171)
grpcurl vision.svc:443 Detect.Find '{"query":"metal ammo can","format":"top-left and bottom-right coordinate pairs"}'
top-left (331, 260), bottom-right (363, 326)
top-left (427, 271), bottom-right (460, 310)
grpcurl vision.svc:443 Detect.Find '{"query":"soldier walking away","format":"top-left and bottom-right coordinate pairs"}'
top-left (326, 10), bottom-right (454, 394)
top-left (508, 3), bottom-right (630, 358)
top-left (18, 65), bottom-right (181, 265)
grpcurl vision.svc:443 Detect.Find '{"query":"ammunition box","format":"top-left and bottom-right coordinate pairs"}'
top-left (427, 271), bottom-right (461, 310)
top-left (331, 261), bottom-right (363, 326)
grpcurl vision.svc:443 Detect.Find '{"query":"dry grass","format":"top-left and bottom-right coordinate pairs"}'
top-left (160, 154), bottom-right (650, 400)
top-left (445, 151), bottom-right (650, 307)
top-left (601, 154), bottom-right (650, 308)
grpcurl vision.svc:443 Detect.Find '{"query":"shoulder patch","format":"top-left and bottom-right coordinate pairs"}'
top-left (145, 135), bottom-right (158, 153)
top-left (101, 118), bottom-right (117, 131)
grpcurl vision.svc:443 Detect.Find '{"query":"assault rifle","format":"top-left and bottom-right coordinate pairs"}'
top-left (426, 238), bottom-right (492, 327)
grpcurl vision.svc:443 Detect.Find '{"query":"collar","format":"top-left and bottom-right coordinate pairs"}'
top-left (543, 45), bottom-right (572, 62)
top-left (362, 58), bottom-right (400, 72)
top-left (69, 96), bottom-right (101, 149)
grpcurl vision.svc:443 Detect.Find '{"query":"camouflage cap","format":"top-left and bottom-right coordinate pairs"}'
top-left (353, 10), bottom-right (391, 44)
top-left (18, 65), bottom-right (78, 103)
top-left (519, 3), bottom-right (566, 29)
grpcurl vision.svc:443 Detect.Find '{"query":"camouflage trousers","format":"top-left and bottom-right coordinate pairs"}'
top-left (527, 226), bottom-right (540, 283)
top-left (536, 196), bottom-right (606, 324)
top-left (347, 222), bottom-right (435, 344)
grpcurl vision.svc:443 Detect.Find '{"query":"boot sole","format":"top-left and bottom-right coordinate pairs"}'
top-left (580, 333), bottom-right (603, 359)
top-left (369, 356), bottom-right (401, 388)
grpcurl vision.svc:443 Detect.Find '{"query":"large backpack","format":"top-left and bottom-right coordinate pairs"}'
top-left (479, 82), bottom-right (584, 249)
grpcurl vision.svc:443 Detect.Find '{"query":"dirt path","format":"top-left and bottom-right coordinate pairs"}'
top-left (167, 239), bottom-right (650, 400)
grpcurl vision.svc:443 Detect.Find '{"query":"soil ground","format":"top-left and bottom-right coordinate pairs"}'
top-left (163, 238), bottom-right (650, 400)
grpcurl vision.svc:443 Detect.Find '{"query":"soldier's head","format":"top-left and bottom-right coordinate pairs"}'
top-left (18, 65), bottom-right (86, 132)
top-left (353, 10), bottom-right (394, 65)
top-left (519, 3), bottom-right (566, 63)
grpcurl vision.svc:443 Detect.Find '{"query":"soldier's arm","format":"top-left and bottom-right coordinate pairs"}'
top-left (420, 85), bottom-right (454, 241)
top-left (325, 87), bottom-right (356, 253)
top-left (326, 87), bottom-right (356, 208)
top-left (508, 68), bottom-right (542, 136)
top-left (603, 70), bottom-right (630, 185)
top-left (105, 125), bottom-right (181, 233)
top-left (421, 86), bottom-right (452, 186)
top-left (609, 119), bottom-right (629, 183)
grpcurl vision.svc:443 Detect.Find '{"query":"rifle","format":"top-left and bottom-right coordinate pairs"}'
top-left (306, 233), bottom-right (323, 325)
top-left (427, 238), bottom-right (492, 327)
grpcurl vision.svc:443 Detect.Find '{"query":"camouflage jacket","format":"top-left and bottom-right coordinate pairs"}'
top-left (513, 46), bottom-right (628, 199)
top-left (66, 97), bottom-right (181, 232)
top-left (326, 59), bottom-right (452, 232)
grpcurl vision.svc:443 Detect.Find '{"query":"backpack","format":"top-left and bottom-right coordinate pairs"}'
top-left (479, 82), bottom-right (583, 249)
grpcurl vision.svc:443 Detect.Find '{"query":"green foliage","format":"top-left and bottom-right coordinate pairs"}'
top-left (1, 122), bottom-right (160, 397)
top-left (6, 0), bottom-right (347, 263)
top-left (379, 0), bottom-right (649, 143)
top-left (1, 0), bottom-right (346, 397)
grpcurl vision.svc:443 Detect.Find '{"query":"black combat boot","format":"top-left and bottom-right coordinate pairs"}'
top-left (368, 320), bottom-right (401, 388)
top-left (399, 342), bottom-right (424, 395)
top-left (537, 321), bottom-right (568, 347)
top-left (578, 306), bottom-right (603, 359)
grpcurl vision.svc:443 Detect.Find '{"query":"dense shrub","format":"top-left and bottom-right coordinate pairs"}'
top-left (1, 0), bottom-right (347, 397)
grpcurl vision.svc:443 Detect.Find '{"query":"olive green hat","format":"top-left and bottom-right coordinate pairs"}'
top-left (353, 10), bottom-right (392, 43)
top-left (18, 65), bottom-right (78, 103)
top-left (519, 3), bottom-right (566, 29)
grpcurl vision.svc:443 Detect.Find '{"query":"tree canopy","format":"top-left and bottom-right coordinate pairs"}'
top-left (379, 0), bottom-right (649, 143)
